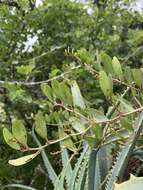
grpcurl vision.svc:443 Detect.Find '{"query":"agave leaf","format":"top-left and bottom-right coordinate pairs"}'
top-left (32, 129), bottom-right (58, 185)
top-left (54, 151), bottom-right (73, 190)
top-left (69, 145), bottom-right (89, 190)
top-left (74, 153), bottom-right (89, 190)
top-left (105, 112), bottom-right (143, 190)
top-left (88, 142), bottom-right (101, 190)
top-left (60, 142), bottom-right (72, 188)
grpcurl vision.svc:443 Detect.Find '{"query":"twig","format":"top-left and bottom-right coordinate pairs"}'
top-left (84, 63), bottom-right (137, 91)
top-left (0, 65), bottom-right (81, 86)
top-left (23, 105), bottom-right (143, 152)
top-left (102, 86), bottom-right (131, 137)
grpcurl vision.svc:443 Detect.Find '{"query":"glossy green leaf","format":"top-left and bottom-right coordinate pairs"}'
top-left (35, 112), bottom-right (47, 140)
top-left (99, 71), bottom-right (113, 97)
top-left (71, 81), bottom-right (85, 109)
top-left (112, 56), bottom-right (123, 80)
top-left (3, 128), bottom-right (21, 150)
top-left (12, 120), bottom-right (27, 147)
top-left (8, 152), bottom-right (39, 166)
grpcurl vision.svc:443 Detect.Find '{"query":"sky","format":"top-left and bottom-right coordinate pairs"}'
top-left (133, 0), bottom-right (143, 11)
top-left (36, 0), bottom-right (43, 7)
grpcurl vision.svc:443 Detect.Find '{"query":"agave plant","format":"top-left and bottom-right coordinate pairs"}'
top-left (26, 112), bottom-right (143, 190)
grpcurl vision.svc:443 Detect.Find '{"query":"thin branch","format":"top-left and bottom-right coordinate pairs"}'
top-left (0, 65), bottom-right (81, 86)
top-left (23, 105), bottom-right (143, 152)
top-left (55, 103), bottom-right (89, 121)
top-left (102, 86), bottom-right (131, 137)
top-left (99, 106), bottom-right (143, 125)
top-left (68, 51), bottom-right (138, 91)
top-left (84, 63), bottom-right (138, 91)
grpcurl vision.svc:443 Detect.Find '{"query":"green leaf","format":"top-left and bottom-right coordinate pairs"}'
top-left (132, 68), bottom-right (143, 87)
top-left (17, 62), bottom-right (35, 75)
top-left (8, 152), bottom-right (39, 166)
top-left (112, 56), bottom-right (123, 80)
top-left (119, 97), bottom-right (134, 113)
top-left (51, 80), bottom-right (63, 100)
top-left (3, 128), bottom-right (21, 150)
top-left (32, 129), bottom-right (58, 185)
top-left (77, 48), bottom-right (95, 64)
top-left (59, 127), bottom-right (76, 152)
top-left (87, 108), bottom-right (108, 122)
top-left (71, 81), bottom-right (85, 109)
top-left (41, 83), bottom-right (53, 102)
top-left (60, 82), bottom-right (73, 106)
top-left (124, 67), bottom-right (133, 85)
top-left (70, 117), bottom-right (86, 133)
top-left (100, 52), bottom-right (113, 74)
top-left (12, 120), bottom-right (27, 147)
top-left (4, 83), bottom-right (24, 101)
top-left (92, 124), bottom-right (103, 139)
top-left (120, 117), bottom-right (133, 131)
top-left (35, 112), bottom-right (47, 140)
top-left (99, 71), bottom-right (113, 97)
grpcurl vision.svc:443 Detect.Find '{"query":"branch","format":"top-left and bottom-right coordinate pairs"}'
top-left (22, 105), bottom-right (143, 152)
top-left (84, 63), bottom-right (138, 91)
top-left (102, 86), bottom-right (131, 138)
top-left (0, 65), bottom-right (81, 86)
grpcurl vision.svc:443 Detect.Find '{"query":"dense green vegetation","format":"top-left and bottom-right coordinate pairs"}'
top-left (0, 0), bottom-right (143, 189)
